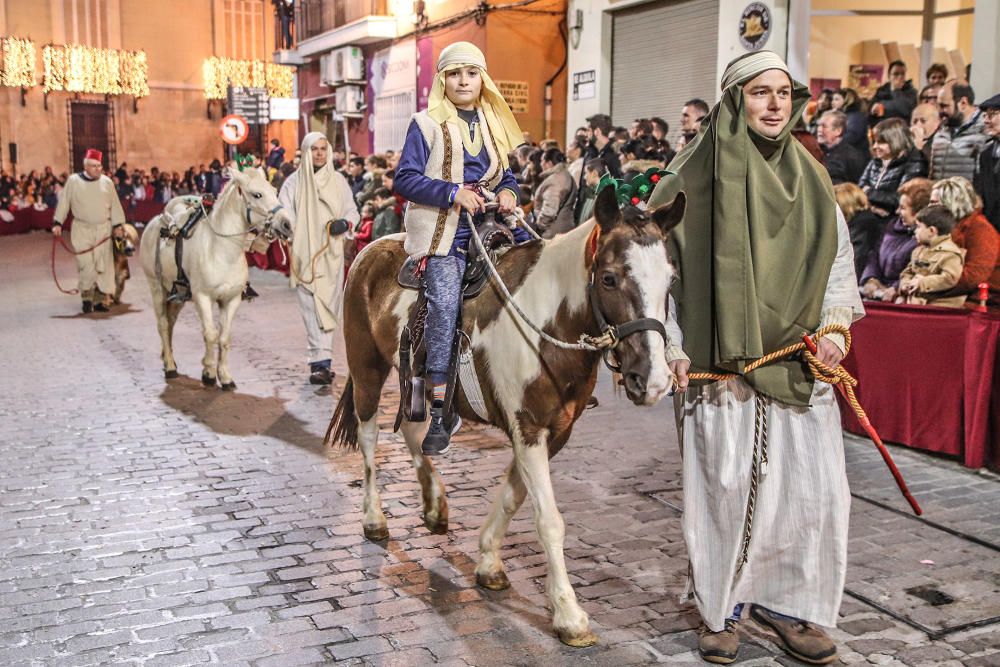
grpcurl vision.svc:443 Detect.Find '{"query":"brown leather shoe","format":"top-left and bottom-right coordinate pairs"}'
top-left (749, 605), bottom-right (837, 665)
top-left (698, 619), bottom-right (739, 664)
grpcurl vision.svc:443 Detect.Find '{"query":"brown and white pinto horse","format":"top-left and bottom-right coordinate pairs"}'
top-left (327, 185), bottom-right (685, 646)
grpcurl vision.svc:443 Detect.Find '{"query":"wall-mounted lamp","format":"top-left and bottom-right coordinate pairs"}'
top-left (568, 9), bottom-right (583, 49)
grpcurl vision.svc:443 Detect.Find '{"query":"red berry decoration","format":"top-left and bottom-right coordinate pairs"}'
top-left (650, 174), bottom-right (660, 183)
top-left (631, 196), bottom-right (640, 205)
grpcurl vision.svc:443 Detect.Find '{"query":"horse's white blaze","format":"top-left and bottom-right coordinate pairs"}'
top-left (475, 221), bottom-right (594, 422)
top-left (625, 241), bottom-right (674, 405)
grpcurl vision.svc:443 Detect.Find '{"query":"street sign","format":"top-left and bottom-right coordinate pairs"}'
top-left (227, 86), bottom-right (270, 125)
top-left (220, 114), bottom-right (250, 145)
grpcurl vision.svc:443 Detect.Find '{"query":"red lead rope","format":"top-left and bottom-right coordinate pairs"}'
top-left (50, 233), bottom-right (113, 295)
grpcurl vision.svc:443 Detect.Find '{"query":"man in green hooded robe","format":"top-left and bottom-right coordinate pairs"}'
top-left (650, 52), bottom-right (864, 665)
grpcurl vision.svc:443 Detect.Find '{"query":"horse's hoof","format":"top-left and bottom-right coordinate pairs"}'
top-left (476, 570), bottom-right (511, 591)
top-left (557, 628), bottom-right (598, 648)
top-left (201, 374), bottom-right (216, 387)
top-left (422, 514), bottom-right (448, 535)
top-left (363, 524), bottom-right (389, 542)
top-left (164, 370), bottom-right (179, 379)
top-left (220, 382), bottom-right (237, 391)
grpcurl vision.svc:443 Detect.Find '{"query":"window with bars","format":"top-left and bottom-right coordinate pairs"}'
top-left (296, 0), bottom-right (389, 41)
top-left (374, 90), bottom-right (415, 154)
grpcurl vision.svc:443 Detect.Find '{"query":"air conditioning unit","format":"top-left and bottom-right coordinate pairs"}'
top-left (320, 53), bottom-right (338, 86)
top-left (334, 46), bottom-right (365, 83)
top-left (336, 85), bottom-right (365, 114)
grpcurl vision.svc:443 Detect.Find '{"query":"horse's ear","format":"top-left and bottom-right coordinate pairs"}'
top-left (651, 191), bottom-right (686, 234)
top-left (226, 165), bottom-right (249, 187)
top-left (593, 184), bottom-right (621, 234)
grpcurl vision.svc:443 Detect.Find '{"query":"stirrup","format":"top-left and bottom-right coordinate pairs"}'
top-left (167, 280), bottom-right (191, 303)
top-left (242, 283), bottom-right (259, 301)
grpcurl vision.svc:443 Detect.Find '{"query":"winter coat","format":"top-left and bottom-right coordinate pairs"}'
top-left (858, 149), bottom-right (927, 213)
top-left (870, 80), bottom-right (918, 122)
top-left (949, 210), bottom-right (1000, 298)
top-left (929, 111), bottom-right (989, 181)
top-left (532, 162), bottom-right (577, 238)
top-left (821, 140), bottom-right (867, 185)
top-left (860, 216), bottom-right (917, 288)
top-left (898, 235), bottom-right (967, 307)
top-left (974, 138), bottom-right (1000, 232)
top-left (372, 203), bottom-right (401, 240)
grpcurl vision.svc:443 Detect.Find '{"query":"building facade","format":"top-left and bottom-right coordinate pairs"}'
top-left (278, 0), bottom-right (568, 156)
top-left (0, 0), bottom-right (298, 175)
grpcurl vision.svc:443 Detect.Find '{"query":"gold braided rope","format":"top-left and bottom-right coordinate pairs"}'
top-left (686, 324), bottom-right (863, 575)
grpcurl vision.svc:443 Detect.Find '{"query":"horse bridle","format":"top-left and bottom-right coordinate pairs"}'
top-left (586, 266), bottom-right (668, 373)
top-left (239, 189), bottom-right (288, 241)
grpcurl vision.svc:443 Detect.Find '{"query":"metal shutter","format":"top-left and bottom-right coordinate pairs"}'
top-left (612, 0), bottom-right (719, 147)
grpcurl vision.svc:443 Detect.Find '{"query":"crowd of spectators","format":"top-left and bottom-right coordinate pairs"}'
top-left (811, 60), bottom-right (998, 307)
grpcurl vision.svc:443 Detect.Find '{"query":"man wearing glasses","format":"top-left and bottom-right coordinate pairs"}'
top-left (871, 60), bottom-right (918, 122)
top-left (975, 94), bottom-right (1000, 231)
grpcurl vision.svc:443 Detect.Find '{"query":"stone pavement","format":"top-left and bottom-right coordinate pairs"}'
top-left (1, 230), bottom-right (998, 666)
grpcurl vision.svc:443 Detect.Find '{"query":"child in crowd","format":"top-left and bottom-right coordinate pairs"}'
top-left (370, 187), bottom-right (401, 241)
top-left (353, 202), bottom-right (375, 256)
top-left (897, 205), bottom-right (967, 307)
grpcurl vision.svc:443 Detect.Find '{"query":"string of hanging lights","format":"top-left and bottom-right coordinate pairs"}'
top-left (0, 36), bottom-right (36, 88)
top-left (41, 43), bottom-right (149, 97)
top-left (202, 57), bottom-right (294, 100)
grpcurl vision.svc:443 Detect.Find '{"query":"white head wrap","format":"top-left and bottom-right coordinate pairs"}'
top-left (720, 50), bottom-right (790, 91)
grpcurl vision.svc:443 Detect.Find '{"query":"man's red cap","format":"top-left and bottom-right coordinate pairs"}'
top-left (84, 148), bottom-right (103, 162)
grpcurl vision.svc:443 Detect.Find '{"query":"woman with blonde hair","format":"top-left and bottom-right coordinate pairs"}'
top-left (931, 176), bottom-right (999, 303)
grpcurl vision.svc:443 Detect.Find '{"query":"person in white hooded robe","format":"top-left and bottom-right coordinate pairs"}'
top-left (278, 133), bottom-right (360, 384)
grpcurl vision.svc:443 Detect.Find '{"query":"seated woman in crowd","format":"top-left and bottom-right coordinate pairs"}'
top-left (897, 205), bottom-right (967, 307)
top-left (932, 177), bottom-right (1000, 305)
top-left (850, 118), bottom-right (927, 270)
top-left (860, 178), bottom-right (932, 301)
top-left (833, 182), bottom-right (871, 277)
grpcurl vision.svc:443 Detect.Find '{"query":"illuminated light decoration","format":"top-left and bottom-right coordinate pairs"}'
top-left (1, 37), bottom-right (37, 88)
top-left (202, 57), bottom-right (294, 100)
top-left (42, 44), bottom-right (149, 97)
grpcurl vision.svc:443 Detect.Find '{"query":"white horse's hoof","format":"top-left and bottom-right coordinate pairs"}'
top-left (201, 373), bottom-right (216, 387)
top-left (557, 627), bottom-right (598, 648)
top-left (220, 381), bottom-right (236, 391)
top-left (164, 369), bottom-right (179, 379)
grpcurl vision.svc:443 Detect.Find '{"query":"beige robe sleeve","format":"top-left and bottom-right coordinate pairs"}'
top-left (53, 176), bottom-right (74, 224)
top-left (819, 207), bottom-right (866, 355)
top-left (108, 178), bottom-right (126, 226)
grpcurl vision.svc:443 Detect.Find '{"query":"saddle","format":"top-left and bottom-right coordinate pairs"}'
top-left (161, 196), bottom-right (215, 303)
top-left (394, 205), bottom-right (518, 431)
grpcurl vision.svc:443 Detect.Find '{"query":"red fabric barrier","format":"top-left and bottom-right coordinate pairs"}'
top-left (30, 207), bottom-right (55, 230)
top-left (129, 200), bottom-right (165, 223)
top-left (246, 241), bottom-right (290, 276)
top-left (0, 209), bottom-right (33, 235)
top-left (839, 302), bottom-right (1000, 471)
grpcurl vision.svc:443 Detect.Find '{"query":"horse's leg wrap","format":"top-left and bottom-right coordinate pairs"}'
top-left (515, 433), bottom-right (596, 647)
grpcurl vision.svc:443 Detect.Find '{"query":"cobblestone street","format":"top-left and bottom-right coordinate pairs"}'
top-left (2, 230), bottom-right (999, 666)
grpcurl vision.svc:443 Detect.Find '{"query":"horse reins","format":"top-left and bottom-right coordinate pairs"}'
top-left (467, 215), bottom-right (665, 358)
top-left (51, 232), bottom-right (113, 295)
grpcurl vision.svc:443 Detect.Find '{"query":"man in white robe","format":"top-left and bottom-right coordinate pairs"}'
top-left (651, 52), bottom-right (865, 665)
top-left (278, 133), bottom-right (360, 384)
top-left (52, 148), bottom-right (126, 313)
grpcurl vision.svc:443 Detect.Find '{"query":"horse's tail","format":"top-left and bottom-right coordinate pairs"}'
top-left (325, 375), bottom-right (359, 450)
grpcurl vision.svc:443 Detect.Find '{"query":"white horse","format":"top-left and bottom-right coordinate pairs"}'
top-left (139, 167), bottom-right (292, 389)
